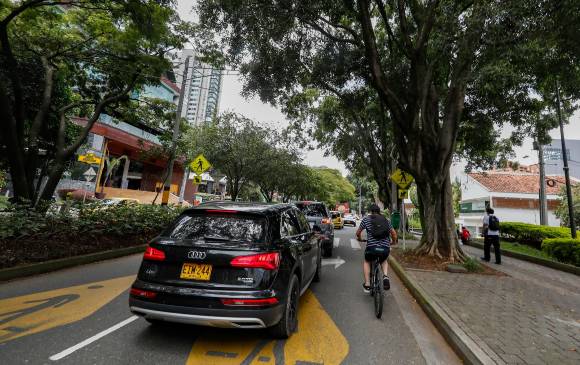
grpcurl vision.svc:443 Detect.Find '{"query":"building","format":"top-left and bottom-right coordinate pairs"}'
top-left (172, 49), bottom-right (223, 125)
top-left (457, 172), bottom-right (575, 236)
top-left (542, 139), bottom-right (580, 179)
top-left (58, 78), bottom-right (192, 204)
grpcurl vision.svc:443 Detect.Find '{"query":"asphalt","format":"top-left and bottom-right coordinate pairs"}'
top-left (0, 226), bottom-right (460, 365)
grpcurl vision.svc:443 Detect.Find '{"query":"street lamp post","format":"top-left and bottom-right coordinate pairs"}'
top-left (556, 81), bottom-right (577, 238)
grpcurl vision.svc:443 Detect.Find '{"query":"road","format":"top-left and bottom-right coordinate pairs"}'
top-left (0, 226), bottom-right (460, 365)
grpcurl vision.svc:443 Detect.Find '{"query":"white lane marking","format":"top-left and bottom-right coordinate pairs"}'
top-left (350, 239), bottom-right (361, 250)
top-left (334, 237), bottom-right (340, 247)
top-left (322, 256), bottom-right (346, 269)
top-left (49, 316), bottom-right (139, 361)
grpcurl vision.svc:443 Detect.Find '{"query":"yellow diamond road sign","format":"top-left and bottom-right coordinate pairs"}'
top-left (391, 168), bottom-right (414, 189)
top-left (78, 152), bottom-right (101, 165)
top-left (192, 174), bottom-right (202, 185)
top-left (190, 154), bottom-right (211, 174)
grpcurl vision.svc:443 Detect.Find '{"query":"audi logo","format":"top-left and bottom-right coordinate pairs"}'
top-left (187, 251), bottom-right (207, 260)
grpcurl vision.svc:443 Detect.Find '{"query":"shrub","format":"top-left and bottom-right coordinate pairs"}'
top-left (542, 238), bottom-right (580, 267)
top-left (463, 257), bottom-right (483, 272)
top-left (499, 222), bottom-right (571, 249)
top-left (0, 202), bottom-right (183, 240)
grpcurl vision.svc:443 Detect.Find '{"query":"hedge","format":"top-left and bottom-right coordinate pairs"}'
top-left (542, 239), bottom-right (580, 267)
top-left (0, 202), bottom-right (183, 240)
top-left (499, 222), bottom-right (571, 249)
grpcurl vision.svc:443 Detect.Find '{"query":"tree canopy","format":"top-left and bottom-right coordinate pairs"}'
top-left (0, 0), bottom-right (191, 205)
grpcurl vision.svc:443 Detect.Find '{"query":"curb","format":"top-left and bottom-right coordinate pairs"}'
top-left (466, 241), bottom-right (580, 276)
top-left (389, 256), bottom-right (493, 365)
top-left (0, 245), bottom-right (147, 282)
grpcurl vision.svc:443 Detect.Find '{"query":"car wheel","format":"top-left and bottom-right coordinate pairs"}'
top-left (313, 252), bottom-right (322, 282)
top-left (269, 274), bottom-right (299, 339)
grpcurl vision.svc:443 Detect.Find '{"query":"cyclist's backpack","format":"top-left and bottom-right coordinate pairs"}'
top-left (369, 215), bottom-right (391, 239)
top-left (488, 215), bottom-right (500, 231)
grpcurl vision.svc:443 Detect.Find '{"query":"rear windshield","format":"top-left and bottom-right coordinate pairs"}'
top-left (295, 203), bottom-right (327, 217)
top-left (166, 214), bottom-right (266, 243)
top-left (331, 212), bottom-right (340, 219)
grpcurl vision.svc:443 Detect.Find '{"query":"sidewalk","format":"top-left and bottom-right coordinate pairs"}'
top-left (402, 242), bottom-right (580, 364)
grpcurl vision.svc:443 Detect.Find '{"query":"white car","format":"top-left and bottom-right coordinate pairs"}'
top-left (343, 214), bottom-right (357, 227)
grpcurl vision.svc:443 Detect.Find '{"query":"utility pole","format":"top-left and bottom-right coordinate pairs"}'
top-left (556, 81), bottom-right (576, 238)
top-left (358, 182), bottom-right (362, 217)
top-left (535, 140), bottom-right (548, 225)
top-left (162, 55), bottom-right (190, 206)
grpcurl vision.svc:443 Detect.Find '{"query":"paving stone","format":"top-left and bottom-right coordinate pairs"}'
top-left (404, 244), bottom-right (580, 365)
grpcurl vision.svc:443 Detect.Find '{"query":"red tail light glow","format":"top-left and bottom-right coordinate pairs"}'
top-left (144, 246), bottom-right (165, 261)
top-left (230, 252), bottom-right (280, 270)
top-left (321, 218), bottom-right (331, 224)
top-left (221, 297), bottom-right (279, 306)
top-left (130, 288), bottom-right (157, 299)
top-left (206, 209), bottom-right (238, 214)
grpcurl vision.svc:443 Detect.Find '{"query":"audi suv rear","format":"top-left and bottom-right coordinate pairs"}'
top-left (129, 201), bottom-right (322, 338)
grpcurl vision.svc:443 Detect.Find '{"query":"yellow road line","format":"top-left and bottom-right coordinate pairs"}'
top-left (186, 291), bottom-right (349, 365)
top-left (0, 275), bottom-right (135, 343)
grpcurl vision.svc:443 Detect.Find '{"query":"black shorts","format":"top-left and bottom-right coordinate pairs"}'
top-left (364, 246), bottom-right (390, 263)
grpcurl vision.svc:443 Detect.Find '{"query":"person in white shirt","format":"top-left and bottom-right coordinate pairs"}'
top-left (481, 207), bottom-right (501, 264)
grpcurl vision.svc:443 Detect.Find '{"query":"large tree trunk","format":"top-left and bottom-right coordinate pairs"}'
top-left (39, 162), bottom-right (67, 203)
top-left (414, 173), bottom-right (466, 262)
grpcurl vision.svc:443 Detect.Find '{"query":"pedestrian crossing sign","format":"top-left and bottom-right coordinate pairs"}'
top-left (391, 169), bottom-right (414, 189)
top-left (190, 154), bottom-right (211, 174)
top-left (192, 174), bottom-right (202, 185)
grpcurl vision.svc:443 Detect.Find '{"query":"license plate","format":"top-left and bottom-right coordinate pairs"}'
top-left (180, 263), bottom-right (212, 280)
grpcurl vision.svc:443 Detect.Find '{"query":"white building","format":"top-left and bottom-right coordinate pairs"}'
top-left (172, 50), bottom-right (223, 125)
top-left (457, 172), bottom-right (573, 236)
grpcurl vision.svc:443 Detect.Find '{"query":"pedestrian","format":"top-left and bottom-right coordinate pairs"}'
top-left (461, 226), bottom-right (471, 245)
top-left (481, 207), bottom-right (501, 264)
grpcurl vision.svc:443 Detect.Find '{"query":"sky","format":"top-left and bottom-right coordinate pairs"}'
top-left (177, 1), bottom-right (579, 178)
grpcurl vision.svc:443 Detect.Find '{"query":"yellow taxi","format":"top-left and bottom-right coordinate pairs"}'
top-left (330, 211), bottom-right (344, 229)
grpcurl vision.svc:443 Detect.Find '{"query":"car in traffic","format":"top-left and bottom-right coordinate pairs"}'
top-left (330, 211), bottom-right (344, 230)
top-left (129, 201), bottom-right (322, 338)
top-left (343, 213), bottom-right (357, 227)
top-left (294, 201), bottom-right (334, 257)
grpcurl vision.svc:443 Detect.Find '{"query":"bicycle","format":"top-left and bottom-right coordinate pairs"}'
top-left (359, 239), bottom-right (384, 319)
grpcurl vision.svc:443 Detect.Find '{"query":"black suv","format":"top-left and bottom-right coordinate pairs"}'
top-left (294, 201), bottom-right (334, 257)
top-left (129, 201), bottom-right (322, 338)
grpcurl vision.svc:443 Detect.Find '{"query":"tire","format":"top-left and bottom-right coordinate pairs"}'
top-left (322, 244), bottom-right (332, 258)
top-left (269, 274), bottom-right (300, 339)
top-left (313, 252), bottom-right (322, 282)
top-left (373, 264), bottom-right (383, 319)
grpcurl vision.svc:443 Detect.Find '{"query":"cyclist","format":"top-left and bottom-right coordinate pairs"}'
top-left (356, 204), bottom-right (397, 293)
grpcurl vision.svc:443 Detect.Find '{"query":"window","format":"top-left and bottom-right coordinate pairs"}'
top-left (167, 214), bottom-right (266, 243)
top-left (295, 203), bottom-right (328, 217)
top-left (293, 209), bottom-right (311, 233)
top-left (281, 211), bottom-right (300, 237)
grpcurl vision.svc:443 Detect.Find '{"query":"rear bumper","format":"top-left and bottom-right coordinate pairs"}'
top-left (129, 298), bottom-right (284, 329)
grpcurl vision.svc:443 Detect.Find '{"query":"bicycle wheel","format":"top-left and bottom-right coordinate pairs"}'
top-left (374, 262), bottom-right (383, 319)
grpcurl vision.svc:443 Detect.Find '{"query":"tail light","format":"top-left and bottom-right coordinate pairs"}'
top-left (144, 246), bottom-right (165, 261)
top-left (221, 297), bottom-right (279, 306)
top-left (321, 218), bottom-right (331, 224)
top-left (130, 288), bottom-right (157, 299)
top-left (230, 252), bottom-right (280, 270)
top-left (206, 209), bottom-right (238, 214)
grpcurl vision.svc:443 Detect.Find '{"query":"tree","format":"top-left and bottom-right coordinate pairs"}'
top-left (285, 87), bottom-right (396, 209)
top-left (555, 185), bottom-right (580, 229)
top-left (194, 0), bottom-right (578, 261)
top-left (192, 112), bottom-right (272, 201)
top-left (0, 0), bottom-right (189, 205)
